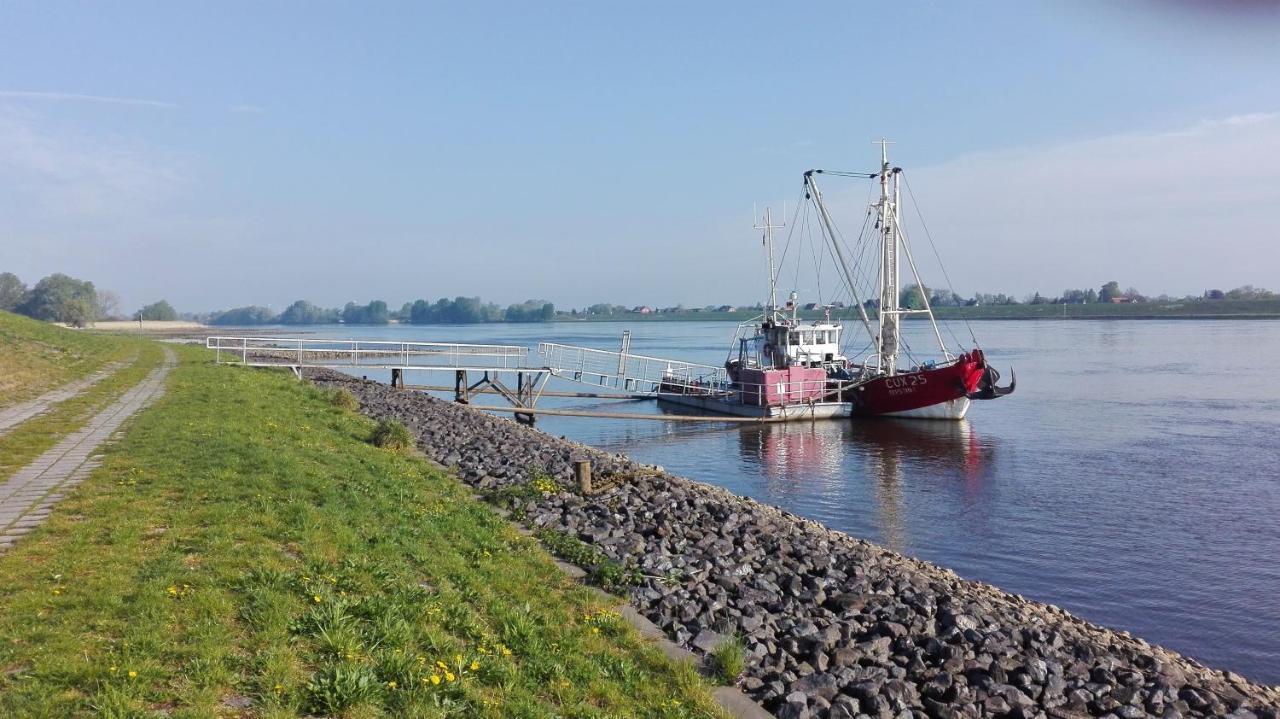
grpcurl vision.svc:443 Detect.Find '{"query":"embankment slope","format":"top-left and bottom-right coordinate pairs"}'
top-left (312, 370), bottom-right (1280, 719)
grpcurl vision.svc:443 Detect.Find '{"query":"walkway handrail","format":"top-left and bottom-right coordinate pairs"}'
top-left (538, 341), bottom-right (728, 392)
top-left (207, 336), bottom-right (529, 370)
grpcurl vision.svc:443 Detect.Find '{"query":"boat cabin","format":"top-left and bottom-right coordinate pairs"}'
top-left (737, 320), bottom-right (846, 370)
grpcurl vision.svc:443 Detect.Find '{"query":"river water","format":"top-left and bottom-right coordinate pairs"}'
top-left (251, 319), bottom-right (1280, 684)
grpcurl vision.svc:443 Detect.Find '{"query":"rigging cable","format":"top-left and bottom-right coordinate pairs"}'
top-left (773, 194), bottom-right (808, 298)
top-left (902, 173), bottom-right (980, 348)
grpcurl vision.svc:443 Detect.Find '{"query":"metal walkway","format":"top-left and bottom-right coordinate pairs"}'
top-left (208, 336), bottom-right (550, 423)
top-left (537, 341), bottom-right (728, 394)
top-left (207, 335), bottom-right (763, 424)
top-left (206, 336), bottom-right (529, 373)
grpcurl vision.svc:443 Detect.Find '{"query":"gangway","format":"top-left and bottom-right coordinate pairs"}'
top-left (207, 336), bottom-right (547, 424)
top-left (207, 336), bottom-right (529, 372)
top-left (207, 335), bottom-right (785, 425)
top-left (537, 341), bottom-right (729, 395)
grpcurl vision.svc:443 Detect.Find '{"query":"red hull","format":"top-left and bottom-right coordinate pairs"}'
top-left (846, 350), bottom-right (987, 417)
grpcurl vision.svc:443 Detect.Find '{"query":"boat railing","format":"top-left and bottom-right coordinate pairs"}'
top-left (658, 374), bottom-right (843, 405)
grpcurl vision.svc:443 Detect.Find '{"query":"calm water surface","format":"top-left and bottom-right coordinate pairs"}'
top-left (279, 320), bottom-right (1280, 684)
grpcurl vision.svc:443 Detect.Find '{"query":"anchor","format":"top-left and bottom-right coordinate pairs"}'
top-left (969, 365), bottom-right (1016, 400)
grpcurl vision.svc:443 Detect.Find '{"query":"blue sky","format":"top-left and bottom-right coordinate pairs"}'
top-left (2, 1), bottom-right (1278, 313)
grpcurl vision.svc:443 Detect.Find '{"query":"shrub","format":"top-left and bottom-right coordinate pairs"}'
top-left (369, 420), bottom-right (412, 451)
top-left (710, 636), bottom-right (746, 684)
top-left (328, 388), bottom-right (360, 411)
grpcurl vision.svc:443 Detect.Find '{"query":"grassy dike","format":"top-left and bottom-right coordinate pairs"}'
top-left (0, 311), bottom-right (143, 406)
top-left (0, 345), bottom-right (726, 718)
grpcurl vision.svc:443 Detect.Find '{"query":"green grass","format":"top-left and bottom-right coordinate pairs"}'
top-left (0, 345), bottom-right (725, 718)
top-left (0, 310), bottom-right (143, 407)
top-left (708, 638), bottom-right (745, 686)
top-left (0, 342), bottom-right (165, 477)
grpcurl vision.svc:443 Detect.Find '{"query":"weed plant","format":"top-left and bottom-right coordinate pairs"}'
top-left (369, 418), bottom-right (413, 452)
top-left (710, 636), bottom-right (746, 685)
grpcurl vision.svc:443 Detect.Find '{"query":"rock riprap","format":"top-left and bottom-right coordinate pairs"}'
top-left (309, 370), bottom-right (1280, 719)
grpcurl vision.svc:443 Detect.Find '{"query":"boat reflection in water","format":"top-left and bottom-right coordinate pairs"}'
top-left (736, 419), bottom-right (992, 553)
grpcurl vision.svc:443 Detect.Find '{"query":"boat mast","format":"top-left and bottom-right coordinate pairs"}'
top-left (755, 206), bottom-right (784, 317)
top-left (803, 173), bottom-right (876, 340)
top-left (877, 139), bottom-right (900, 375)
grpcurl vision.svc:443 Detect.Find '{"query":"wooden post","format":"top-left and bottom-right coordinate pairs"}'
top-left (455, 370), bottom-right (469, 403)
top-left (575, 460), bottom-right (592, 494)
top-left (391, 368), bottom-right (403, 388)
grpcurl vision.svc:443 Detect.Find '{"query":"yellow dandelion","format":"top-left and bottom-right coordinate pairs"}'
top-left (430, 674), bottom-right (441, 685)
top-left (445, 671), bottom-right (456, 682)
top-left (501, 647), bottom-right (512, 656)
top-left (387, 680), bottom-right (397, 689)
top-left (109, 666), bottom-right (117, 673)
top-left (313, 595), bottom-right (321, 603)
top-left (591, 627), bottom-right (599, 634)
top-left (128, 670), bottom-right (137, 678)
top-left (470, 660), bottom-right (480, 671)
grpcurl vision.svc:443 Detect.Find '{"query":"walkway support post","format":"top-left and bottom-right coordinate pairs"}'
top-left (575, 460), bottom-right (592, 494)
top-left (514, 372), bottom-right (536, 426)
top-left (454, 370), bottom-right (469, 403)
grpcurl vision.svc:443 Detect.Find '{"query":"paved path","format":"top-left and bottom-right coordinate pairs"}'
top-left (0, 348), bottom-right (175, 553)
top-left (0, 357), bottom-right (134, 437)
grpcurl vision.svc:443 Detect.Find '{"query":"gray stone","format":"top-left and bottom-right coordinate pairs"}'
top-left (691, 629), bottom-right (727, 654)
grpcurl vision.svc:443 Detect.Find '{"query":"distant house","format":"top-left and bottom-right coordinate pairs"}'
top-left (632, 306), bottom-right (654, 314)
top-left (1109, 297), bottom-right (1134, 304)
top-left (716, 305), bottom-right (737, 312)
top-left (802, 302), bottom-right (820, 311)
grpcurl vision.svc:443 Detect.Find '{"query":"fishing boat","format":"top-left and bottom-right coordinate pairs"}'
top-left (656, 142), bottom-right (1014, 420)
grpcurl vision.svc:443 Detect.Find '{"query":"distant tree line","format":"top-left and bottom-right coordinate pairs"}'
top-left (0, 271), bottom-right (178, 327)
top-left (575, 281), bottom-right (1279, 316)
top-left (208, 296), bottom-right (556, 326)
top-left (5, 267), bottom-right (1277, 330)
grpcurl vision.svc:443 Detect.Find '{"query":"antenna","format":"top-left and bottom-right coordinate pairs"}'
top-left (754, 205), bottom-right (786, 314)
top-left (875, 137), bottom-right (894, 166)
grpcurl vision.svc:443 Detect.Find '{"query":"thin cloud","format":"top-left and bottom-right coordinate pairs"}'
top-left (901, 112), bottom-right (1280, 296)
top-left (0, 111), bottom-right (186, 217)
top-left (0, 90), bottom-right (178, 109)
